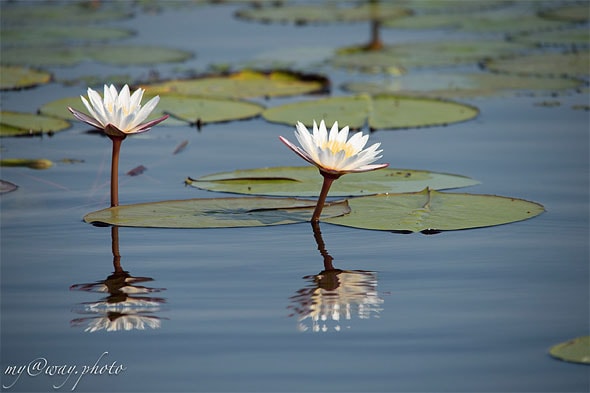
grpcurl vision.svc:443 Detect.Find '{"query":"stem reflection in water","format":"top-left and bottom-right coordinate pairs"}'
top-left (288, 222), bottom-right (384, 332)
top-left (70, 227), bottom-right (167, 333)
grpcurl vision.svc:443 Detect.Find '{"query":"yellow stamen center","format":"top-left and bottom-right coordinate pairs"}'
top-left (321, 140), bottom-right (355, 157)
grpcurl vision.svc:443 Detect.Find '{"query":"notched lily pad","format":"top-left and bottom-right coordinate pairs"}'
top-left (1, 45), bottom-right (193, 67)
top-left (262, 95), bottom-right (479, 130)
top-left (235, 4), bottom-right (411, 25)
top-left (0, 111), bottom-right (71, 137)
top-left (143, 70), bottom-right (330, 99)
top-left (324, 188), bottom-right (545, 232)
top-left (484, 51), bottom-right (589, 78)
top-left (83, 197), bottom-right (350, 229)
top-left (330, 41), bottom-right (529, 73)
top-left (187, 166), bottom-right (479, 197)
top-left (0, 66), bottom-right (52, 91)
top-left (549, 336), bottom-right (590, 365)
top-left (40, 94), bottom-right (264, 127)
top-left (343, 72), bottom-right (582, 99)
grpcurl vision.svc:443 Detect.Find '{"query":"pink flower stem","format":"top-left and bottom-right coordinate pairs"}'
top-left (109, 135), bottom-right (125, 208)
top-left (311, 171), bottom-right (341, 223)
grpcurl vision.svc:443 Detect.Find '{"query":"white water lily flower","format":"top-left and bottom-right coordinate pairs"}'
top-left (68, 84), bottom-right (168, 137)
top-left (279, 120), bottom-right (388, 176)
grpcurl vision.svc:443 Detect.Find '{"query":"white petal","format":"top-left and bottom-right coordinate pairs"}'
top-left (328, 121), bottom-right (339, 141)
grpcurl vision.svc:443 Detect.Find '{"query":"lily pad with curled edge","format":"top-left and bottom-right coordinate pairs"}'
top-left (142, 70), bottom-right (329, 99)
top-left (324, 188), bottom-right (545, 233)
top-left (343, 73), bottom-right (583, 99)
top-left (262, 95), bottom-right (479, 131)
top-left (549, 336), bottom-right (590, 365)
top-left (235, 3), bottom-right (411, 24)
top-left (186, 166), bottom-right (479, 197)
top-left (1, 45), bottom-right (193, 67)
top-left (40, 94), bottom-right (263, 127)
top-left (330, 41), bottom-right (529, 73)
top-left (83, 197), bottom-right (350, 229)
top-left (0, 66), bottom-right (51, 91)
top-left (484, 51), bottom-right (589, 78)
top-left (0, 111), bottom-right (71, 137)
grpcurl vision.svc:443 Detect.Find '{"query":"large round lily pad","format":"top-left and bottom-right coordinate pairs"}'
top-left (1, 26), bottom-right (134, 47)
top-left (83, 197), bottom-right (350, 229)
top-left (1, 45), bottom-right (193, 67)
top-left (40, 94), bottom-right (264, 127)
top-left (142, 70), bottom-right (329, 99)
top-left (484, 51), bottom-right (590, 78)
top-left (262, 95), bottom-right (479, 130)
top-left (549, 336), bottom-right (590, 365)
top-left (1, 111), bottom-right (71, 137)
top-left (235, 3), bottom-right (411, 24)
top-left (343, 72), bottom-right (582, 99)
top-left (0, 66), bottom-right (52, 91)
top-left (330, 41), bottom-right (529, 73)
top-left (186, 166), bottom-right (479, 197)
top-left (324, 188), bottom-right (545, 232)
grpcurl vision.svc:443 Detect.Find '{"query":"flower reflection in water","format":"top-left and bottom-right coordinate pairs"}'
top-left (70, 227), bottom-right (166, 332)
top-left (288, 222), bottom-right (384, 332)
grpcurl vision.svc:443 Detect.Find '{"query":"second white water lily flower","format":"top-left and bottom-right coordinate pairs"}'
top-left (68, 84), bottom-right (168, 138)
top-left (279, 120), bottom-right (388, 177)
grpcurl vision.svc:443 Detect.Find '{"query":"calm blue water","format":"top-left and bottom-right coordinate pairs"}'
top-left (1, 2), bottom-right (589, 392)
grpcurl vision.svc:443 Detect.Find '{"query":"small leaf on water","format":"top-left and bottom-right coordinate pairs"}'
top-left (0, 179), bottom-right (18, 194)
top-left (549, 336), bottom-right (590, 365)
top-left (173, 140), bottom-right (189, 155)
top-left (187, 166), bottom-right (480, 197)
top-left (83, 197), bottom-right (351, 229)
top-left (126, 165), bottom-right (147, 177)
top-left (0, 158), bottom-right (53, 170)
top-left (324, 188), bottom-right (545, 232)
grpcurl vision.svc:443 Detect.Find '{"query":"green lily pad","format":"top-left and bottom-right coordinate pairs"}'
top-left (235, 3), bottom-right (411, 24)
top-left (324, 188), bottom-right (545, 232)
top-left (83, 197), bottom-right (350, 229)
top-left (540, 5), bottom-right (590, 23)
top-left (0, 3), bottom-right (133, 27)
top-left (186, 166), bottom-right (479, 197)
top-left (0, 111), bottom-right (71, 137)
top-left (0, 66), bottom-right (52, 91)
top-left (398, 0), bottom-right (511, 13)
top-left (343, 72), bottom-right (582, 99)
top-left (484, 51), bottom-right (589, 78)
top-left (142, 70), bottom-right (329, 99)
top-left (330, 41), bottom-right (529, 73)
top-left (262, 95), bottom-right (479, 130)
top-left (549, 336), bottom-right (590, 365)
top-left (1, 45), bottom-right (193, 67)
top-left (383, 9), bottom-right (572, 34)
top-left (0, 158), bottom-right (53, 170)
top-left (1, 26), bottom-right (133, 47)
top-left (40, 94), bottom-right (264, 127)
top-left (514, 28), bottom-right (590, 49)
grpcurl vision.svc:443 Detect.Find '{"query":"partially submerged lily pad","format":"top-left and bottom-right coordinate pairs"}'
top-left (0, 66), bottom-right (52, 91)
top-left (83, 197), bottom-right (350, 229)
top-left (186, 166), bottom-right (479, 197)
top-left (41, 94), bottom-right (264, 127)
top-left (0, 111), bottom-right (71, 137)
top-left (0, 158), bottom-right (53, 170)
top-left (343, 72), bottom-right (582, 99)
top-left (324, 188), bottom-right (545, 232)
top-left (549, 336), bottom-right (590, 365)
top-left (331, 41), bottom-right (529, 73)
top-left (484, 51), bottom-right (589, 78)
top-left (1, 45), bottom-right (193, 67)
top-left (262, 95), bottom-right (479, 130)
top-left (143, 70), bottom-right (329, 99)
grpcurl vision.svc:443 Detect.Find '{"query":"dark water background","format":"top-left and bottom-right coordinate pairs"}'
top-left (1, 2), bottom-right (589, 392)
